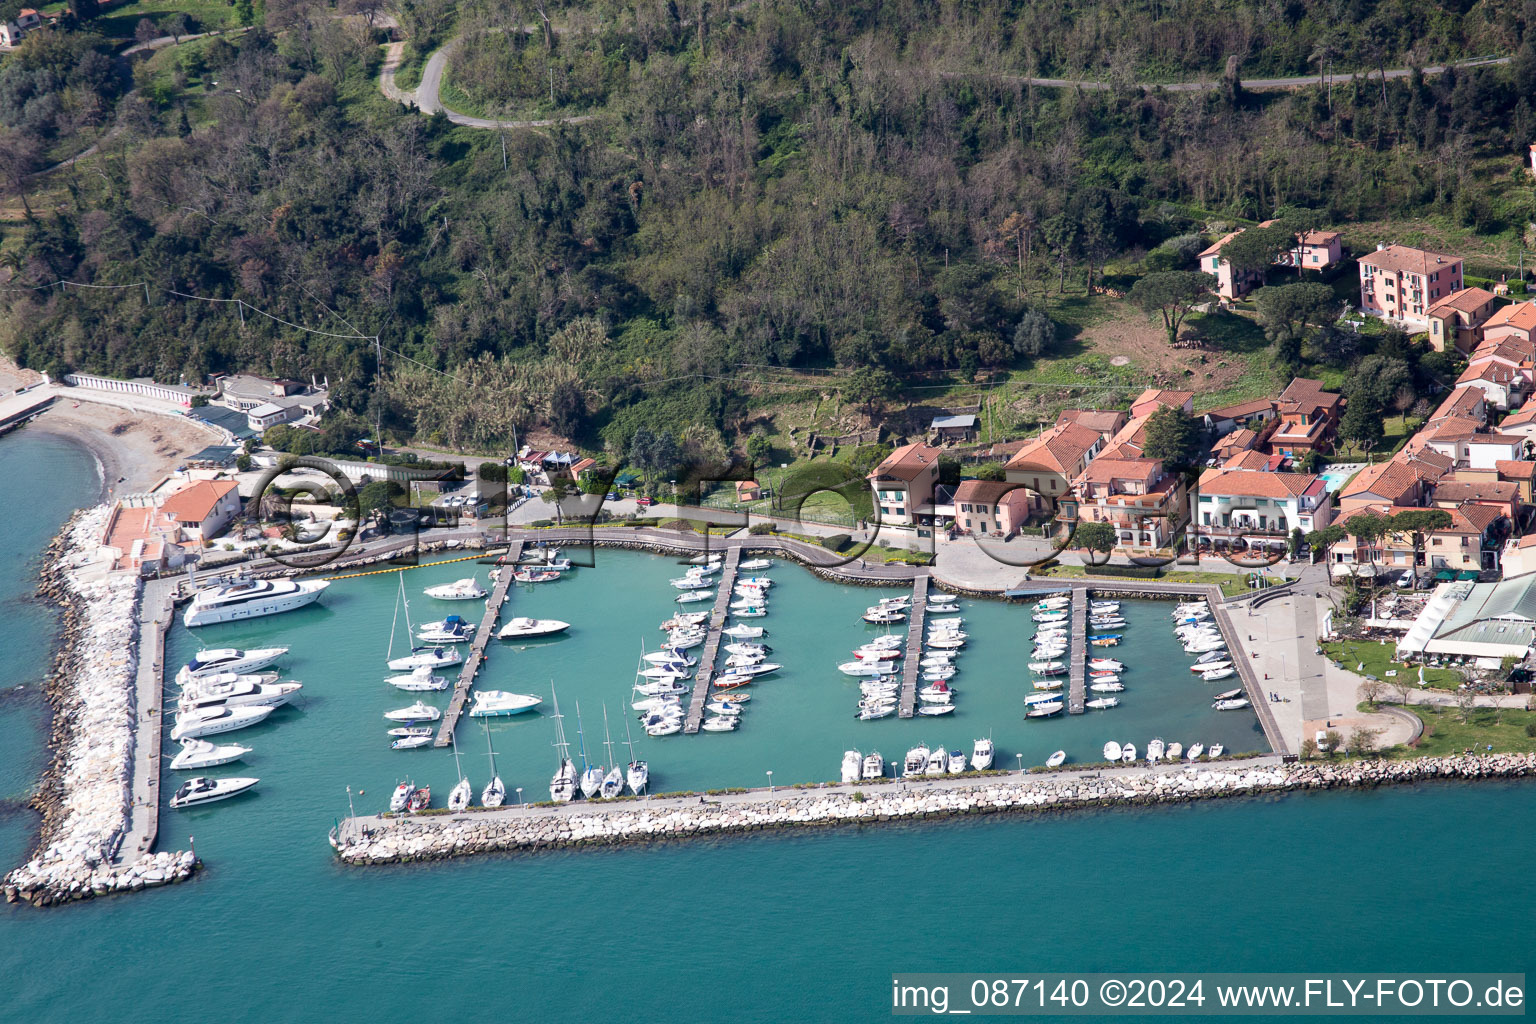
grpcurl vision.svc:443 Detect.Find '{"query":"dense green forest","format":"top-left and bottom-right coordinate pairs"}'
top-left (1, 0), bottom-right (1535, 458)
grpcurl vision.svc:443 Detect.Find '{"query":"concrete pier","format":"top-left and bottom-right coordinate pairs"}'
top-left (1067, 588), bottom-right (1087, 714)
top-left (898, 576), bottom-right (928, 718)
top-left (684, 546), bottom-right (741, 734)
top-left (435, 540), bottom-right (521, 746)
top-left (123, 577), bottom-right (173, 862)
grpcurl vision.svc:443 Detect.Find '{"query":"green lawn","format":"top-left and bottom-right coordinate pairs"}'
top-left (70, 0), bottom-right (240, 41)
top-left (1033, 563), bottom-right (1265, 597)
top-left (1323, 639), bottom-right (1462, 690)
top-left (1382, 704), bottom-right (1536, 758)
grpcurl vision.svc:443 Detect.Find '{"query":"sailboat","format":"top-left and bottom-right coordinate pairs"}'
top-left (447, 730), bottom-right (471, 811)
top-left (549, 685), bottom-right (577, 803)
top-left (480, 720), bottom-right (505, 807)
top-left (385, 572), bottom-right (461, 671)
top-left (624, 716), bottom-right (648, 795)
top-left (575, 701), bottom-right (604, 799)
top-left (599, 706), bottom-right (625, 800)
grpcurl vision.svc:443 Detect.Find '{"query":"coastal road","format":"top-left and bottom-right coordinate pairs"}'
top-left (380, 38), bottom-right (598, 131)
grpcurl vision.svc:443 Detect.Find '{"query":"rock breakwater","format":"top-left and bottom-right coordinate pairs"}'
top-left (331, 754), bottom-right (1536, 865)
top-left (4, 505), bottom-right (196, 907)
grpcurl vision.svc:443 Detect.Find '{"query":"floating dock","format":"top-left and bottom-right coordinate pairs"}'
top-left (898, 576), bottom-right (929, 718)
top-left (1067, 588), bottom-right (1087, 714)
top-left (435, 539), bottom-right (522, 746)
top-left (684, 546), bottom-right (742, 734)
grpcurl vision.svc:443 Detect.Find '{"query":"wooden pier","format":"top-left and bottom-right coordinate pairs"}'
top-left (898, 576), bottom-right (929, 718)
top-left (435, 539), bottom-right (522, 746)
top-left (1067, 587), bottom-right (1087, 714)
top-left (684, 546), bottom-right (742, 734)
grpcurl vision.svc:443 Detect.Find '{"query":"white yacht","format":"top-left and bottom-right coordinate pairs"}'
top-left (385, 666), bottom-right (450, 691)
top-left (947, 749), bottom-right (967, 774)
top-left (467, 690), bottom-right (543, 717)
top-left (448, 777), bottom-right (472, 811)
top-left (722, 624), bottom-right (765, 639)
top-left (903, 746), bottom-right (930, 777)
top-left (676, 590), bottom-right (715, 604)
top-left (841, 749), bottom-right (863, 783)
top-left (424, 577), bottom-right (487, 601)
top-left (169, 738), bottom-right (250, 771)
top-left (739, 558), bottom-right (774, 570)
top-left (1187, 742), bottom-right (1206, 760)
top-left (1208, 743), bottom-right (1224, 757)
top-left (171, 704), bottom-right (273, 741)
top-left (481, 776), bottom-right (506, 807)
top-left (177, 647), bottom-right (288, 682)
top-left (498, 617), bottom-right (570, 640)
top-left (184, 576), bottom-right (329, 627)
top-left (387, 646), bottom-right (462, 672)
top-left (417, 616), bottom-right (473, 643)
top-left (169, 776), bottom-right (259, 809)
top-left (924, 747), bottom-right (947, 776)
top-left (384, 701), bottom-right (441, 722)
top-left (1103, 741), bottom-right (1122, 761)
top-left (1121, 743), bottom-right (1137, 763)
top-left (623, 718), bottom-right (648, 795)
top-left (178, 679), bottom-right (301, 714)
top-left (1046, 750), bottom-right (1066, 768)
top-left (861, 750), bottom-right (884, 779)
top-left (549, 687), bottom-right (578, 803)
top-left (390, 782), bottom-right (413, 812)
top-left (971, 737), bottom-right (994, 770)
top-left (1147, 738), bottom-right (1166, 763)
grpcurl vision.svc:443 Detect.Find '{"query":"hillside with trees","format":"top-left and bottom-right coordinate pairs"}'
top-left (1, 0), bottom-right (1534, 460)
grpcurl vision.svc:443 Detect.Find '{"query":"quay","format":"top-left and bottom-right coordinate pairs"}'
top-left (435, 539), bottom-right (522, 746)
top-left (898, 575), bottom-right (928, 717)
top-left (123, 577), bottom-right (173, 861)
top-left (0, 386), bottom-right (53, 434)
top-left (1067, 587), bottom-right (1087, 714)
top-left (684, 546), bottom-right (742, 734)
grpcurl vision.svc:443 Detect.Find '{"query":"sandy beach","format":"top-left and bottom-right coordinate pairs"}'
top-left (0, 357), bottom-right (220, 501)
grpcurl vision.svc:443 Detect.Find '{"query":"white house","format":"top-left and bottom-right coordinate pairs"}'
top-left (1193, 468), bottom-right (1333, 545)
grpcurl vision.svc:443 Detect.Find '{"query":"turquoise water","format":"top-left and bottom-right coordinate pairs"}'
top-left (3, 429), bottom-right (1533, 1023)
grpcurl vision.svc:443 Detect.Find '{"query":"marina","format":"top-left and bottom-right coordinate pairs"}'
top-left (898, 575), bottom-right (928, 717)
top-left (683, 546), bottom-right (741, 734)
top-left (1068, 590), bottom-right (1087, 715)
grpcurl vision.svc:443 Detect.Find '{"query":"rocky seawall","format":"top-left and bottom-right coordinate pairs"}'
top-left (4, 506), bottom-right (196, 907)
top-left (332, 754), bottom-right (1536, 865)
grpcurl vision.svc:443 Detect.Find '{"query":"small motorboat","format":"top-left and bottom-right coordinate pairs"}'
top-left (417, 616), bottom-right (473, 643)
top-left (498, 617), bottom-right (571, 640)
top-left (644, 717), bottom-right (684, 737)
top-left (386, 666), bottom-right (451, 691)
top-left (646, 648), bottom-right (700, 666)
top-left (639, 665), bottom-right (691, 681)
top-left (671, 576), bottom-right (714, 590)
top-left (676, 590), bottom-right (715, 604)
top-left (1084, 696), bottom-right (1119, 709)
top-left (511, 568), bottom-right (561, 583)
top-left (1147, 738), bottom-right (1166, 763)
top-left (1213, 687), bottom-right (1244, 701)
top-left (1045, 750), bottom-right (1066, 767)
top-left (856, 705), bottom-right (896, 720)
top-left (387, 726), bottom-right (433, 739)
top-left (1025, 701), bottom-right (1063, 718)
top-left (722, 624), bottom-right (765, 639)
top-left (711, 676), bottom-right (753, 691)
top-left (863, 608), bottom-right (905, 624)
top-left (1103, 741), bottom-right (1122, 761)
top-left (169, 775), bottom-right (258, 809)
top-left (707, 700), bottom-right (746, 716)
top-left (1089, 636), bottom-right (1121, 647)
top-left (424, 577), bottom-right (487, 601)
top-left (732, 606), bottom-right (767, 618)
top-left (1028, 660), bottom-right (1066, 674)
top-left (1187, 742), bottom-right (1206, 760)
top-left (389, 782), bottom-right (413, 812)
top-left (384, 701), bottom-right (442, 722)
top-left (635, 679), bottom-right (689, 697)
top-left (1212, 698), bottom-right (1250, 710)
top-left (947, 750), bottom-right (966, 774)
top-left (407, 786), bottom-right (431, 811)
top-left (386, 646), bottom-right (462, 672)
top-left (1024, 692), bottom-right (1060, 706)
top-left (916, 704), bottom-right (954, 716)
top-left (392, 734), bottom-right (433, 750)
top-left (839, 660), bottom-right (888, 677)
top-left (468, 691), bottom-right (543, 717)
top-left (927, 636), bottom-right (966, 650)
top-left (841, 749), bottom-right (863, 783)
top-left (1201, 667), bottom-right (1236, 681)
top-left (1193, 650), bottom-right (1229, 665)
top-left (1167, 742), bottom-right (1183, 759)
top-left (903, 746), bottom-right (930, 777)
top-left (169, 738), bottom-right (250, 771)
top-left (739, 558), bottom-right (774, 570)
top-left (1031, 678), bottom-right (1064, 691)
top-left (1120, 743), bottom-right (1137, 763)
top-left (1089, 658), bottom-right (1125, 671)
top-left (924, 748), bottom-right (947, 776)
top-left (724, 643), bottom-right (769, 657)
top-left (972, 738), bottom-right (994, 769)
top-left (702, 715), bottom-right (739, 732)
top-left (1209, 743), bottom-right (1224, 757)
top-left (1088, 680), bottom-right (1124, 692)
top-left (1190, 661), bottom-right (1232, 673)
top-left (862, 750), bottom-right (885, 779)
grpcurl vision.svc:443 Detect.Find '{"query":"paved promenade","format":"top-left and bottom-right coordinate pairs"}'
top-left (122, 577), bottom-right (173, 863)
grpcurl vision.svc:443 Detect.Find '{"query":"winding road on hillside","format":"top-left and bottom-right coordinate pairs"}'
top-left (379, 39), bottom-right (597, 130)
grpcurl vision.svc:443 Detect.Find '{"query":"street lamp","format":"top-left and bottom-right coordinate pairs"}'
top-left (515, 787), bottom-right (523, 806)
top-left (766, 770), bottom-right (773, 792)
top-left (1016, 753), bottom-right (1023, 773)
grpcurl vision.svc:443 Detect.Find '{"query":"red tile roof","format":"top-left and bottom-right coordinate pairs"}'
top-left (1358, 244), bottom-right (1461, 276)
top-left (158, 480), bottom-right (238, 525)
top-left (1198, 468), bottom-right (1323, 499)
top-left (870, 442), bottom-right (940, 482)
top-left (1427, 287), bottom-right (1496, 316)
top-left (1005, 422), bottom-right (1101, 475)
top-left (1485, 301), bottom-right (1536, 334)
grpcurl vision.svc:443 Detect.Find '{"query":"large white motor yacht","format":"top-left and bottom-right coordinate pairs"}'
top-left (183, 577), bottom-right (329, 628)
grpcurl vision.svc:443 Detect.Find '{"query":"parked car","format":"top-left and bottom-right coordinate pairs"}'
top-left (636, 496), bottom-right (654, 508)
top-left (606, 492), bottom-right (621, 501)
top-left (1395, 569), bottom-right (1416, 588)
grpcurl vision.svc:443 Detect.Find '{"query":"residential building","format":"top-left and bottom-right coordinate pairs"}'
top-left (867, 442), bottom-right (941, 526)
top-left (1329, 502), bottom-right (1505, 576)
top-left (1194, 469), bottom-right (1333, 550)
top-left (1199, 230), bottom-right (1264, 300)
top-left (157, 480), bottom-right (242, 543)
top-left (0, 8), bottom-right (42, 47)
top-left (1483, 301), bottom-right (1536, 347)
top-left (1426, 287), bottom-right (1498, 354)
top-left (1428, 385), bottom-right (1487, 428)
top-left (1201, 398), bottom-right (1277, 436)
top-left (1055, 408), bottom-right (1128, 440)
top-left (1495, 460), bottom-right (1536, 505)
top-left (953, 480), bottom-right (1033, 537)
top-left (1498, 406), bottom-right (1536, 442)
top-left (1430, 477), bottom-right (1520, 523)
top-left (1357, 244), bottom-right (1465, 330)
top-left (1003, 422), bottom-right (1102, 509)
top-left (1417, 423), bottom-right (1525, 470)
top-left (215, 374), bottom-right (330, 430)
top-left (1065, 457), bottom-right (1189, 552)
top-left (1267, 378), bottom-right (1344, 458)
top-left (1501, 534), bottom-right (1536, 579)
top-left (1210, 428), bottom-right (1261, 465)
top-left (1337, 460), bottom-right (1432, 510)
top-left (1283, 230), bottom-right (1344, 271)
top-left (1130, 388), bottom-right (1194, 419)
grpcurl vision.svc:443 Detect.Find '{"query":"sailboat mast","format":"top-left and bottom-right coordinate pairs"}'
top-left (484, 719), bottom-right (497, 777)
top-left (602, 704), bottom-right (615, 770)
top-left (387, 572), bottom-right (402, 661)
top-left (624, 716), bottom-right (638, 767)
top-left (574, 700), bottom-right (589, 771)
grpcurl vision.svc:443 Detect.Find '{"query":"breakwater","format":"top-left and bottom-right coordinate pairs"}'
top-left (4, 505), bottom-right (195, 907)
top-left (330, 753), bottom-right (1536, 865)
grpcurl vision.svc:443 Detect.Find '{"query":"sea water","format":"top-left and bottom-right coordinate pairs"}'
top-left (2, 430), bottom-right (1533, 1023)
